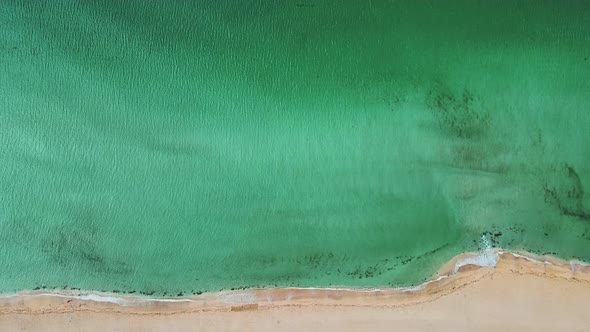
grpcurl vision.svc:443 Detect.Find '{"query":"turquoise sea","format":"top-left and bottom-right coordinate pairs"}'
top-left (1, 0), bottom-right (589, 297)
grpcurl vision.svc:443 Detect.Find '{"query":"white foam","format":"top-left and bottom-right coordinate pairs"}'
top-left (400, 275), bottom-right (449, 292)
top-left (453, 235), bottom-right (499, 274)
top-left (30, 292), bottom-right (193, 306)
top-left (77, 294), bottom-right (126, 304)
top-left (32, 292), bottom-right (124, 305)
top-left (499, 251), bottom-right (544, 264)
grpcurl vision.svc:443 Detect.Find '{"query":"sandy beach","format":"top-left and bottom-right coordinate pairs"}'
top-left (1, 250), bottom-right (589, 331)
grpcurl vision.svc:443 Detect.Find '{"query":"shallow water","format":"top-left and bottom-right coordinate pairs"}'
top-left (1, 0), bottom-right (589, 296)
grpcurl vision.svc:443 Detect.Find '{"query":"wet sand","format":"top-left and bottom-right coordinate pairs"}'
top-left (1, 251), bottom-right (589, 331)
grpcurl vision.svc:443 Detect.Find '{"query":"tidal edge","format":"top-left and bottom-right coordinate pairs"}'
top-left (1, 249), bottom-right (589, 315)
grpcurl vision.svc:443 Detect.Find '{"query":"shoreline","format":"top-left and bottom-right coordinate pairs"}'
top-left (3, 249), bottom-right (590, 331)
top-left (1, 248), bottom-right (589, 314)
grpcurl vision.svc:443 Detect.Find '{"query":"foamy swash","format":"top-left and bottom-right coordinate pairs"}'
top-left (5, 247), bottom-right (587, 307)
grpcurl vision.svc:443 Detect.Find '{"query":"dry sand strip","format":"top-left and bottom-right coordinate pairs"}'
top-left (1, 252), bottom-right (589, 331)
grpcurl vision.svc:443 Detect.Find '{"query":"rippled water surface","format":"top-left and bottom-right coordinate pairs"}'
top-left (1, 1), bottom-right (589, 296)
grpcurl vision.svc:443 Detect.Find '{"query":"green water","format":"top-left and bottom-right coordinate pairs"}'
top-left (1, 0), bottom-right (589, 296)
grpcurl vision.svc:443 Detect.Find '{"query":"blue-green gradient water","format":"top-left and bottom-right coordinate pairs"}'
top-left (1, 0), bottom-right (589, 296)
